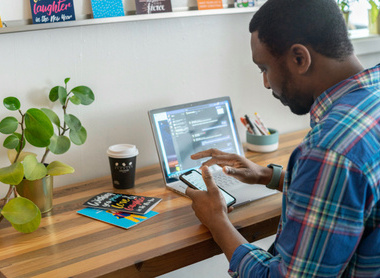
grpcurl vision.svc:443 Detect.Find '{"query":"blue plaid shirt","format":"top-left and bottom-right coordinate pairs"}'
top-left (229, 64), bottom-right (380, 277)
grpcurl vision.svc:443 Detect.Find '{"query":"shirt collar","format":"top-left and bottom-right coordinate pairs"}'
top-left (309, 63), bottom-right (380, 127)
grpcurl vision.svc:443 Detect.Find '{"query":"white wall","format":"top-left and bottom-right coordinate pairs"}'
top-left (0, 4), bottom-right (379, 197)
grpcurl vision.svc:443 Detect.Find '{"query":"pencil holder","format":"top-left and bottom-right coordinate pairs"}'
top-left (246, 128), bottom-right (279, 153)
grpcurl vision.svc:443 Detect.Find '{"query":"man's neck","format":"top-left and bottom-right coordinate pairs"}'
top-left (311, 54), bottom-right (364, 100)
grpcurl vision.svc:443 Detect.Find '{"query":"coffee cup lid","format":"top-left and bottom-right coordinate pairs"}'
top-left (107, 144), bottom-right (139, 158)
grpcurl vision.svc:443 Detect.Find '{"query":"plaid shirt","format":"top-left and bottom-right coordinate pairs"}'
top-left (229, 64), bottom-right (380, 277)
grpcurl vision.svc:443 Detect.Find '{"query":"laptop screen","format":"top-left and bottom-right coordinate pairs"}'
top-left (148, 97), bottom-right (243, 183)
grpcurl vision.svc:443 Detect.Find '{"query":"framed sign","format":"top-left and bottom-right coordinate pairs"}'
top-left (29, 0), bottom-right (76, 24)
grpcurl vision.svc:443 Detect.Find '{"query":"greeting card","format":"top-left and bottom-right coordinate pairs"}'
top-left (29, 0), bottom-right (76, 24)
top-left (135, 0), bottom-right (172, 15)
top-left (91, 0), bottom-right (125, 19)
top-left (197, 0), bottom-right (223, 10)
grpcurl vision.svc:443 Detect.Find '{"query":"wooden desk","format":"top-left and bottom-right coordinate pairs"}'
top-left (0, 129), bottom-right (308, 278)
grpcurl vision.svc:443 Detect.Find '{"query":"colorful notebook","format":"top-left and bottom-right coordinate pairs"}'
top-left (83, 192), bottom-right (162, 215)
top-left (91, 0), bottom-right (125, 18)
top-left (29, 0), bottom-right (76, 24)
top-left (78, 208), bottom-right (159, 229)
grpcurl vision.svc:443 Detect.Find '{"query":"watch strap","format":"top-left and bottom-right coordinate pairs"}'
top-left (266, 163), bottom-right (283, 190)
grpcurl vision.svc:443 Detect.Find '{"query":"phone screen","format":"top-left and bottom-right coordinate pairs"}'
top-left (180, 170), bottom-right (236, 206)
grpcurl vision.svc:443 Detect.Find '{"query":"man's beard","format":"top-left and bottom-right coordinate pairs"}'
top-left (272, 69), bottom-right (313, 116)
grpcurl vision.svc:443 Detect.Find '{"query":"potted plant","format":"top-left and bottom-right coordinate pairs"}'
top-left (368, 0), bottom-right (380, 34)
top-left (0, 78), bottom-right (94, 233)
top-left (337, 0), bottom-right (358, 26)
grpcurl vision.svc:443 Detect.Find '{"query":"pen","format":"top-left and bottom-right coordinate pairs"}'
top-left (254, 112), bottom-right (270, 135)
top-left (254, 119), bottom-right (267, 135)
top-left (244, 115), bottom-right (261, 135)
top-left (240, 117), bottom-right (254, 134)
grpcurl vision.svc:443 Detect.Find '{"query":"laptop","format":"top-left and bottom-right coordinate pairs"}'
top-left (148, 97), bottom-right (277, 207)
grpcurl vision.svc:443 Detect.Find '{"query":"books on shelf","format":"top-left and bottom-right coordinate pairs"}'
top-left (91, 0), bottom-right (125, 19)
top-left (82, 192), bottom-right (162, 215)
top-left (78, 208), bottom-right (159, 229)
top-left (29, 0), bottom-right (76, 24)
top-left (197, 0), bottom-right (223, 10)
top-left (135, 0), bottom-right (172, 15)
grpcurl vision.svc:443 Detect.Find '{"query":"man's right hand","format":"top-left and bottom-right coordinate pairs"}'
top-left (191, 148), bottom-right (272, 185)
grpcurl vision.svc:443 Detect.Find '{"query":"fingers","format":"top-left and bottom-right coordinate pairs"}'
top-left (191, 148), bottom-right (225, 160)
top-left (223, 166), bottom-right (253, 184)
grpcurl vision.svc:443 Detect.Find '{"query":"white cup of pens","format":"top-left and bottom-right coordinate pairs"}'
top-left (241, 113), bottom-right (279, 153)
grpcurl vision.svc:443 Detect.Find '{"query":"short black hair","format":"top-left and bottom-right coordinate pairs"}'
top-left (249, 0), bottom-right (354, 60)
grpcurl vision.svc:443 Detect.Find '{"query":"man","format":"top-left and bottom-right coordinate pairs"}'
top-left (186, 0), bottom-right (380, 277)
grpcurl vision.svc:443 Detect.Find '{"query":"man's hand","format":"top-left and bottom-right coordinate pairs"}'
top-left (191, 148), bottom-right (272, 185)
top-left (185, 166), bottom-right (231, 230)
top-left (186, 165), bottom-right (248, 261)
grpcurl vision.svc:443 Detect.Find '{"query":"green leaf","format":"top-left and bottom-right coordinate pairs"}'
top-left (47, 161), bottom-right (75, 176)
top-left (23, 155), bottom-right (48, 181)
top-left (3, 97), bottom-right (21, 111)
top-left (58, 86), bottom-right (68, 106)
top-left (1, 197), bottom-right (41, 233)
top-left (69, 95), bottom-right (81, 105)
top-left (48, 134), bottom-right (71, 155)
top-left (71, 86), bottom-right (95, 105)
top-left (64, 77), bottom-right (71, 84)
top-left (8, 149), bottom-right (37, 163)
top-left (49, 86), bottom-right (60, 102)
top-left (41, 108), bottom-right (60, 127)
top-left (0, 162), bottom-right (24, 185)
top-left (3, 134), bottom-right (20, 149)
top-left (64, 114), bottom-right (82, 131)
top-left (69, 126), bottom-right (87, 145)
top-left (25, 108), bottom-right (54, 147)
top-left (0, 117), bottom-right (19, 134)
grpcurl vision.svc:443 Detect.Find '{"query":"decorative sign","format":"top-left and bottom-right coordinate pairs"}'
top-left (197, 0), bottom-right (223, 10)
top-left (91, 0), bottom-right (125, 19)
top-left (135, 0), bottom-right (172, 15)
top-left (29, 0), bottom-right (76, 24)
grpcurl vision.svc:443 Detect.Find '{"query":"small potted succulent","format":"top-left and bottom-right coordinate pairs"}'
top-left (368, 0), bottom-right (380, 34)
top-left (0, 78), bottom-right (94, 233)
top-left (336, 0), bottom-right (358, 25)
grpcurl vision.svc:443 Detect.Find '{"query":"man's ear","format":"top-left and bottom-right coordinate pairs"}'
top-left (288, 44), bottom-right (311, 75)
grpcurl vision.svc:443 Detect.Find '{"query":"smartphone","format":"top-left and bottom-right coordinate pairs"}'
top-left (180, 169), bottom-right (236, 207)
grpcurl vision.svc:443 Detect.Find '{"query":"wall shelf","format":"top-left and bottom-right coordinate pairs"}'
top-left (0, 6), bottom-right (261, 35)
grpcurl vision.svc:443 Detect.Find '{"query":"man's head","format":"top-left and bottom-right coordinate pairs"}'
top-left (249, 0), bottom-right (356, 115)
top-left (250, 0), bottom-right (353, 60)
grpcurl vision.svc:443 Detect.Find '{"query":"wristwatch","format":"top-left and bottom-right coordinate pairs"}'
top-left (266, 163), bottom-right (283, 190)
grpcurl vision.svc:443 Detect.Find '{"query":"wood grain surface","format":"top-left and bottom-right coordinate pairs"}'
top-left (0, 129), bottom-right (309, 278)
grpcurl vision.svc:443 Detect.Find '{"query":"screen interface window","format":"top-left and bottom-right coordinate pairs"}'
top-left (153, 101), bottom-right (240, 179)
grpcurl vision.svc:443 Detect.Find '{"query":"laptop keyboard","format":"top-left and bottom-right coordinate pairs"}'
top-left (213, 173), bottom-right (242, 188)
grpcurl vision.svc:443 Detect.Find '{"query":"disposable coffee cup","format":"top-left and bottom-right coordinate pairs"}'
top-left (107, 144), bottom-right (139, 189)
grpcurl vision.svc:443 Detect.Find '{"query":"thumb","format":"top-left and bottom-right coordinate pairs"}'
top-left (223, 166), bottom-right (248, 179)
top-left (201, 166), bottom-right (218, 192)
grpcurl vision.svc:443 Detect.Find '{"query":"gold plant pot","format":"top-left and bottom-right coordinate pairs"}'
top-left (16, 176), bottom-right (53, 213)
top-left (368, 9), bottom-right (380, 34)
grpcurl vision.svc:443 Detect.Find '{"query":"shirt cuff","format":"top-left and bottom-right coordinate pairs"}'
top-left (228, 244), bottom-right (259, 276)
